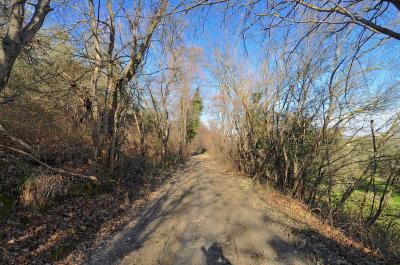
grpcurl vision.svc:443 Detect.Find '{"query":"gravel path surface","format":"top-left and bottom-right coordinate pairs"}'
top-left (86, 154), bottom-right (312, 265)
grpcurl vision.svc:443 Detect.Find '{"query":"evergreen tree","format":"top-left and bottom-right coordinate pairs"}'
top-left (186, 87), bottom-right (203, 143)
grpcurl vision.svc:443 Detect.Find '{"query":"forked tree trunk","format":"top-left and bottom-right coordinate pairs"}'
top-left (0, 0), bottom-right (52, 91)
top-left (106, 0), bottom-right (168, 170)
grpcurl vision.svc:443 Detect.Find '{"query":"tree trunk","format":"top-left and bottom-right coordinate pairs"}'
top-left (161, 126), bottom-right (170, 159)
top-left (108, 85), bottom-right (120, 170)
top-left (88, 0), bottom-right (102, 159)
top-left (0, 43), bottom-right (20, 90)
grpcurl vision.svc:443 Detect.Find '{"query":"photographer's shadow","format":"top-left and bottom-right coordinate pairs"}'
top-left (201, 242), bottom-right (232, 265)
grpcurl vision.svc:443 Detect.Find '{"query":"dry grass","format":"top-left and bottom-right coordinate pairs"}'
top-left (264, 189), bottom-right (373, 252)
top-left (20, 174), bottom-right (68, 207)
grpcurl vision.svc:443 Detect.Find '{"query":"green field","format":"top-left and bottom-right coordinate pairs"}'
top-left (331, 177), bottom-right (400, 219)
top-left (355, 178), bottom-right (400, 208)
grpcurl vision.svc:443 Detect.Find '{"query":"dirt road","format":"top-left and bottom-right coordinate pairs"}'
top-left (87, 154), bottom-right (312, 265)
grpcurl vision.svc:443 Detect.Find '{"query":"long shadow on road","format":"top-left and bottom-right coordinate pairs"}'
top-left (87, 160), bottom-right (203, 264)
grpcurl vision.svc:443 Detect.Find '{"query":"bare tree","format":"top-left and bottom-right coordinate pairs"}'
top-left (108, 0), bottom-right (168, 169)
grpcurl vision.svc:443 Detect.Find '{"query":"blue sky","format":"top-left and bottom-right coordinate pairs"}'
top-left (176, 4), bottom-right (268, 124)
